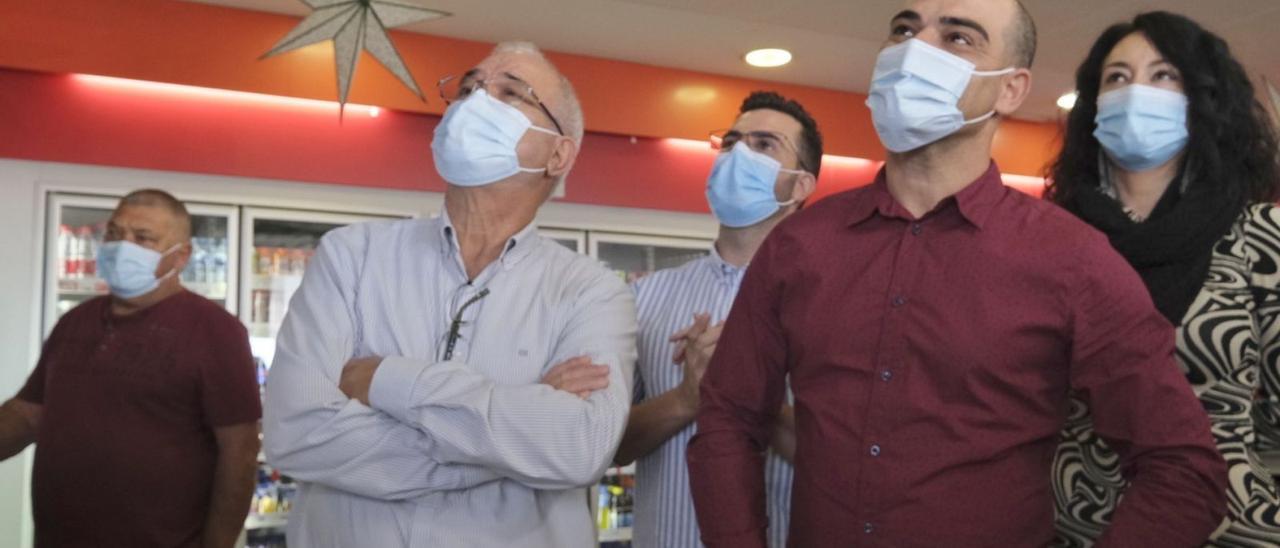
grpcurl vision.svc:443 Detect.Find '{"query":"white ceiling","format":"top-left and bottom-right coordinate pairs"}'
top-left (185, 0), bottom-right (1280, 121)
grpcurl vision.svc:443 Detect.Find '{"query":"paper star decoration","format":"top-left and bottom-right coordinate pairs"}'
top-left (262, 0), bottom-right (449, 109)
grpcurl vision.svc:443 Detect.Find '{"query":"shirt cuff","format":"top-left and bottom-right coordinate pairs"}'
top-left (368, 356), bottom-right (429, 424)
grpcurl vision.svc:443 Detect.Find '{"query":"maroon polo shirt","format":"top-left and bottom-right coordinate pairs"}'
top-left (18, 290), bottom-right (261, 548)
top-left (687, 163), bottom-right (1228, 547)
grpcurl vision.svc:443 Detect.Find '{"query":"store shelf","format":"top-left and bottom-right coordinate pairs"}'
top-left (244, 513), bottom-right (288, 530)
top-left (55, 277), bottom-right (228, 300)
top-left (56, 277), bottom-right (107, 295)
top-left (599, 527), bottom-right (632, 543)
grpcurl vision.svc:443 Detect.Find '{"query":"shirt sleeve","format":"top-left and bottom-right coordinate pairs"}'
top-left (16, 314), bottom-right (72, 405)
top-left (1066, 236), bottom-right (1229, 547)
top-left (262, 231), bottom-right (500, 500)
top-left (686, 235), bottom-right (788, 548)
top-left (199, 315), bottom-right (262, 428)
top-left (367, 264), bottom-right (638, 490)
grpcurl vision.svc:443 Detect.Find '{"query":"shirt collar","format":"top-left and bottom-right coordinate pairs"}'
top-left (707, 244), bottom-right (746, 281)
top-left (436, 209), bottom-right (540, 273)
top-left (847, 161), bottom-right (1005, 230)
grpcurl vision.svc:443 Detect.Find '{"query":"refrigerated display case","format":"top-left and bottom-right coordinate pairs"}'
top-left (585, 231), bottom-right (711, 546)
top-left (43, 192), bottom-right (238, 336)
top-left (239, 207), bottom-right (399, 365)
top-left (540, 227), bottom-right (587, 254)
top-left (588, 232), bottom-right (712, 284)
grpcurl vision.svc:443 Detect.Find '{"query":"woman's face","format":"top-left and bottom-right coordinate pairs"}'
top-left (1099, 32), bottom-right (1184, 96)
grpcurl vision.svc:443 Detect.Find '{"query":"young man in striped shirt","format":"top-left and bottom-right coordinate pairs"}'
top-left (613, 91), bottom-right (822, 548)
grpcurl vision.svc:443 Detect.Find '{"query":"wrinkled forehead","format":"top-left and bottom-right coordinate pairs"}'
top-left (110, 204), bottom-right (176, 233)
top-left (901, 0), bottom-right (1016, 41)
top-left (470, 52), bottom-right (562, 102)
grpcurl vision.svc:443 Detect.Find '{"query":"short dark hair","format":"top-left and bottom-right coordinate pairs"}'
top-left (1008, 0), bottom-right (1037, 68)
top-left (1045, 11), bottom-right (1279, 206)
top-left (739, 91), bottom-right (824, 178)
top-left (119, 189), bottom-right (192, 239)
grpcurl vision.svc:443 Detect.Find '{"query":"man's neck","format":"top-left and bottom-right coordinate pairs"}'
top-left (445, 185), bottom-right (541, 280)
top-left (1110, 158), bottom-right (1181, 220)
top-left (110, 280), bottom-right (183, 316)
top-left (715, 212), bottom-right (785, 267)
top-left (884, 132), bottom-right (995, 219)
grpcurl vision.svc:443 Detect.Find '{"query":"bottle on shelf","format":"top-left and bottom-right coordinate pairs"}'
top-left (66, 226), bottom-right (84, 279)
top-left (255, 247), bottom-right (271, 276)
top-left (80, 226), bottom-right (98, 278)
top-left (77, 225), bottom-right (94, 280)
top-left (212, 237), bottom-right (228, 294)
top-left (57, 224), bottom-right (72, 279)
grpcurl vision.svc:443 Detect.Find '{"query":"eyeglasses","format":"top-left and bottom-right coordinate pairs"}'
top-left (709, 129), bottom-right (811, 173)
top-left (439, 287), bottom-right (490, 361)
top-left (438, 72), bottom-right (566, 136)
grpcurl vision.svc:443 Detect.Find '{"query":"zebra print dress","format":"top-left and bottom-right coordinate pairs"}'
top-left (1053, 203), bottom-right (1280, 547)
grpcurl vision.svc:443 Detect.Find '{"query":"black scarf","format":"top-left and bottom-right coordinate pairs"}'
top-left (1063, 168), bottom-right (1242, 325)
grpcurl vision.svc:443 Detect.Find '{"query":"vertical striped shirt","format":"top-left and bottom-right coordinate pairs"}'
top-left (631, 248), bottom-right (793, 548)
top-left (262, 212), bottom-right (637, 548)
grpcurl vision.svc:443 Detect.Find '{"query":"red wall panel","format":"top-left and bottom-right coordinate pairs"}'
top-left (0, 68), bottom-right (893, 214)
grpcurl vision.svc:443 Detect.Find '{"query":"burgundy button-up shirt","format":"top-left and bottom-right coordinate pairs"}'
top-left (687, 163), bottom-right (1227, 548)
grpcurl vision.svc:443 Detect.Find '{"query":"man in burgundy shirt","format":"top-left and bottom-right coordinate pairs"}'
top-left (687, 1), bottom-right (1228, 547)
top-left (0, 190), bottom-right (261, 548)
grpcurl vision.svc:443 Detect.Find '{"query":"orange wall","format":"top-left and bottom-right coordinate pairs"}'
top-left (0, 0), bottom-right (1061, 177)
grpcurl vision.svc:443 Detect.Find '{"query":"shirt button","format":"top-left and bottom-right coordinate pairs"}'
top-left (864, 522), bottom-right (874, 534)
top-left (911, 223), bottom-right (923, 235)
top-left (870, 444), bottom-right (881, 457)
top-left (891, 296), bottom-right (907, 308)
top-left (881, 370), bottom-right (893, 382)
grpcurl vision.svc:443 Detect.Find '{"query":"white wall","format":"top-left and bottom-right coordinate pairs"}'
top-left (0, 158), bottom-right (717, 547)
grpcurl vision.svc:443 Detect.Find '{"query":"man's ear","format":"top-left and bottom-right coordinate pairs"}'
top-left (995, 68), bottom-right (1034, 116)
top-left (545, 136), bottom-right (579, 181)
top-left (791, 171), bottom-right (818, 204)
top-left (166, 241), bottom-right (193, 275)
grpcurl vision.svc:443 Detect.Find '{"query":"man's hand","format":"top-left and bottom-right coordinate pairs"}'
top-left (669, 313), bottom-right (712, 365)
top-left (674, 316), bottom-right (724, 412)
top-left (339, 356), bottom-right (384, 405)
top-left (541, 356), bottom-right (611, 399)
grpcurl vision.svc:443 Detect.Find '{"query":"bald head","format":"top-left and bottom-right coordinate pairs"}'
top-left (116, 189), bottom-right (191, 241)
top-left (1008, 0), bottom-right (1037, 68)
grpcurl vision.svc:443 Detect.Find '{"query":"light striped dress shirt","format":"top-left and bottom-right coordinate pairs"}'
top-left (631, 249), bottom-right (793, 548)
top-left (262, 212), bottom-right (637, 548)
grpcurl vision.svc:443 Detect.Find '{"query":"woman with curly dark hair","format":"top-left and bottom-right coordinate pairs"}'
top-left (1045, 11), bottom-right (1280, 547)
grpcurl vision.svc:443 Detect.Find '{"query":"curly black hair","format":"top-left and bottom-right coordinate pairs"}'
top-left (1044, 11), bottom-right (1279, 206)
top-left (739, 91), bottom-right (824, 178)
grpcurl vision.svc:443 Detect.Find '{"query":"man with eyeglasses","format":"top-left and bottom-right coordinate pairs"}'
top-left (263, 42), bottom-right (638, 547)
top-left (611, 91), bottom-right (820, 548)
top-left (687, 0), bottom-right (1227, 546)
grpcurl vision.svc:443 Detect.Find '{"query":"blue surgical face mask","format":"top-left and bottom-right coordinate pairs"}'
top-left (97, 240), bottom-right (179, 299)
top-left (431, 89), bottom-right (560, 187)
top-left (1093, 84), bottom-right (1189, 172)
top-left (706, 144), bottom-right (804, 228)
top-left (866, 39), bottom-right (1014, 153)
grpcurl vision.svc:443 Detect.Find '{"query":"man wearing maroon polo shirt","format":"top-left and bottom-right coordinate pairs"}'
top-left (687, 0), bottom-right (1228, 547)
top-left (0, 189), bottom-right (260, 548)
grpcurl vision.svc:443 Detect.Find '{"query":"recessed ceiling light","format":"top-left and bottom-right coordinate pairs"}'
top-left (745, 48), bottom-right (792, 68)
top-left (1057, 91), bottom-right (1078, 110)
